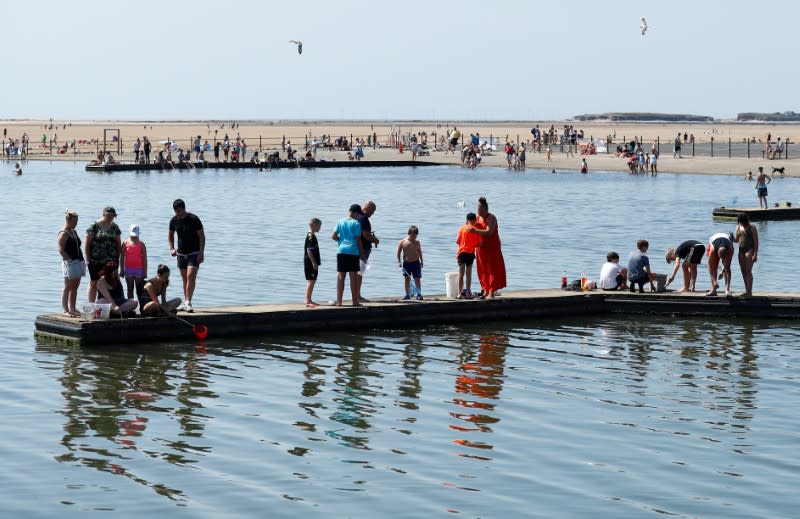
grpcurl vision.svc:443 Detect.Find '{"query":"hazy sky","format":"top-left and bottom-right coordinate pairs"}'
top-left (3, 0), bottom-right (796, 121)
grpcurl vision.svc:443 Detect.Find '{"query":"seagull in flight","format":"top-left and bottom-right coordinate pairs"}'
top-left (289, 40), bottom-right (303, 54)
top-left (640, 18), bottom-right (648, 36)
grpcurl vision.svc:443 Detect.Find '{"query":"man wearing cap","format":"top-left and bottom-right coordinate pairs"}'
top-left (84, 206), bottom-right (122, 302)
top-left (332, 204), bottom-right (365, 306)
top-left (168, 199), bottom-right (205, 312)
top-left (355, 200), bottom-right (379, 302)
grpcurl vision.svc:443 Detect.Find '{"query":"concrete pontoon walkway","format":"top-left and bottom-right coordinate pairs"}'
top-left (34, 289), bottom-right (800, 346)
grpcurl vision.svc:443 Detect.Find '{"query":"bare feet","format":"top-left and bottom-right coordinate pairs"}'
top-left (305, 302), bottom-right (318, 308)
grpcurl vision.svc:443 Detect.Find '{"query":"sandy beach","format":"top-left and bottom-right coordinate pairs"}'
top-left (2, 119), bottom-right (798, 176)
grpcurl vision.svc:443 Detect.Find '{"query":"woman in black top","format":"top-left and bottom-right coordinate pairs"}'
top-left (96, 261), bottom-right (139, 317)
top-left (57, 210), bottom-right (85, 317)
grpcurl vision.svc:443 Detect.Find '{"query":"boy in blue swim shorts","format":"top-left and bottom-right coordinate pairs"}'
top-left (397, 226), bottom-right (424, 300)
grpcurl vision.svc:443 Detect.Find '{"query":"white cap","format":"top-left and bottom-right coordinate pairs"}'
top-left (129, 224), bottom-right (140, 237)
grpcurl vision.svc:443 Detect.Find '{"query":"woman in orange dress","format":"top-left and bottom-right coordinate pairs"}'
top-left (469, 197), bottom-right (507, 298)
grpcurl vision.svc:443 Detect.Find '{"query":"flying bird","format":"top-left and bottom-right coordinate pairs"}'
top-left (640, 18), bottom-right (648, 36)
top-left (289, 40), bottom-right (303, 54)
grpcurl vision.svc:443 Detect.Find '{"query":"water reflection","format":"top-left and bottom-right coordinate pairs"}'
top-left (451, 334), bottom-right (508, 457)
top-left (592, 317), bottom-right (761, 437)
top-left (327, 336), bottom-right (384, 450)
top-left (30, 316), bottom-right (797, 515)
top-left (39, 342), bottom-right (215, 502)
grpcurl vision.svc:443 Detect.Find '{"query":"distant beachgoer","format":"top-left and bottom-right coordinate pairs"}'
top-left (468, 197), bottom-right (507, 299)
top-left (143, 136), bottom-right (151, 163)
top-left (504, 142), bottom-right (514, 167)
top-left (133, 137), bottom-right (141, 162)
top-left (734, 213), bottom-right (759, 297)
top-left (673, 133), bottom-right (682, 158)
top-left (193, 136), bottom-right (202, 160)
top-left (84, 206), bottom-right (122, 302)
top-left (14, 162), bottom-right (22, 175)
top-left (139, 264), bottom-right (182, 316)
top-left (756, 166), bottom-right (771, 209)
top-left (745, 170), bottom-right (753, 181)
top-left (580, 158), bottom-right (588, 174)
top-left (397, 225), bottom-right (424, 300)
top-left (304, 218), bottom-right (322, 307)
top-left (706, 232), bottom-right (734, 297)
top-left (58, 210), bottom-right (85, 317)
top-left (665, 240), bottom-right (705, 292)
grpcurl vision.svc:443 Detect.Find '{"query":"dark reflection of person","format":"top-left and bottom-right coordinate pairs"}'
top-left (287, 344), bottom-right (328, 457)
top-left (41, 342), bottom-right (215, 502)
top-left (396, 334), bottom-right (427, 411)
top-left (450, 334), bottom-right (508, 453)
top-left (328, 336), bottom-right (382, 450)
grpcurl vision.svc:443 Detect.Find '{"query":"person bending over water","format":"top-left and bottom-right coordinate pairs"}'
top-left (706, 232), bottom-right (734, 297)
top-left (665, 240), bottom-right (705, 292)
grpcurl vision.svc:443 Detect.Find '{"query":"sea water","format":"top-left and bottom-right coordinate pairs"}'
top-left (1, 161), bottom-right (798, 517)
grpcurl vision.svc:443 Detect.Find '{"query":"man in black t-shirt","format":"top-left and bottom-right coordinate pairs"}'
top-left (356, 200), bottom-right (380, 302)
top-left (168, 199), bottom-right (205, 312)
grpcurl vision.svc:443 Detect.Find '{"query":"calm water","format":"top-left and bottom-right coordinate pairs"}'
top-left (2, 161), bottom-right (799, 517)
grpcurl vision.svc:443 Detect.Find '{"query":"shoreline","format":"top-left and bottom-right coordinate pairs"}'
top-left (3, 119), bottom-right (798, 177)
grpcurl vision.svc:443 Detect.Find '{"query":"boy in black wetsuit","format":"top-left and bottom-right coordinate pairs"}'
top-left (304, 218), bottom-right (322, 307)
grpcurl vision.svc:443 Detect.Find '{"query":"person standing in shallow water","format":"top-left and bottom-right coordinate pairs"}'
top-left (468, 197), bottom-right (506, 299)
top-left (755, 166), bottom-right (771, 209)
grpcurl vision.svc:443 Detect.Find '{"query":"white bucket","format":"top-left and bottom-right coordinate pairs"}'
top-left (80, 302), bottom-right (96, 320)
top-left (445, 272), bottom-right (459, 298)
top-left (95, 303), bottom-right (112, 320)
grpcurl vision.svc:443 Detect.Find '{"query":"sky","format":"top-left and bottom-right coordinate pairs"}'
top-left (2, 0), bottom-right (797, 121)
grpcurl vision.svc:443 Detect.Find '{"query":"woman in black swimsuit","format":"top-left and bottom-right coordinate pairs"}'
top-left (735, 213), bottom-right (759, 297)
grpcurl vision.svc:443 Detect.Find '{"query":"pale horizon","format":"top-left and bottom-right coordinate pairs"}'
top-left (2, 0), bottom-right (797, 121)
